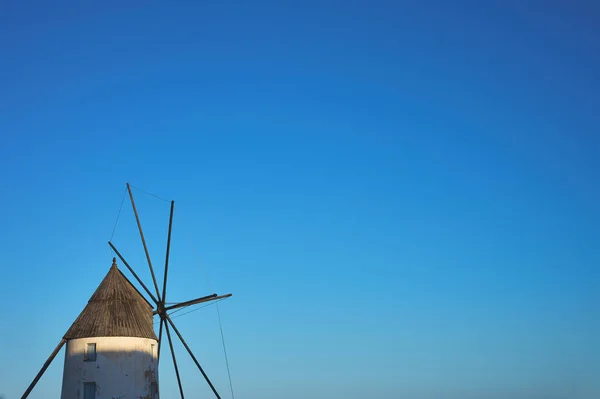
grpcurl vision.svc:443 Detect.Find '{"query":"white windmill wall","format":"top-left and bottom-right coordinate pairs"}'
top-left (61, 336), bottom-right (158, 399)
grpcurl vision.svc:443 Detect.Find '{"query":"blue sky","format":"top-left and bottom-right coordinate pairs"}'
top-left (0, 1), bottom-right (599, 398)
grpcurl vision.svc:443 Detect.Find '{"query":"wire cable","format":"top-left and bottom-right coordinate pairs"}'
top-left (153, 298), bottom-right (226, 325)
top-left (110, 187), bottom-right (128, 241)
top-left (216, 302), bottom-right (235, 399)
top-left (184, 228), bottom-right (236, 399)
top-left (130, 184), bottom-right (170, 202)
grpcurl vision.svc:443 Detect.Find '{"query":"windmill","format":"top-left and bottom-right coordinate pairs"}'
top-left (21, 183), bottom-right (232, 399)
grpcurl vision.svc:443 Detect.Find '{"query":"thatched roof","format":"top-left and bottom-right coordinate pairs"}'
top-left (64, 259), bottom-right (157, 340)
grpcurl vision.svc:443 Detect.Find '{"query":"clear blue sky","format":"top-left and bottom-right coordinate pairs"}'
top-left (0, 1), bottom-right (599, 398)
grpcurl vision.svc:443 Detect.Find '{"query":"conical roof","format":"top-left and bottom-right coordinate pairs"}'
top-left (64, 258), bottom-right (157, 340)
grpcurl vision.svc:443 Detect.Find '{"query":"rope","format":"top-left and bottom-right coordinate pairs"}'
top-left (153, 298), bottom-right (226, 325)
top-left (216, 302), bottom-right (235, 399)
top-left (110, 187), bottom-right (128, 241)
top-left (129, 184), bottom-right (170, 203)
top-left (184, 230), bottom-right (236, 399)
top-left (173, 298), bottom-right (226, 319)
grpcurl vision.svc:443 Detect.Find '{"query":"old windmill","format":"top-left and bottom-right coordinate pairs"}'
top-left (22, 183), bottom-right (233, 399)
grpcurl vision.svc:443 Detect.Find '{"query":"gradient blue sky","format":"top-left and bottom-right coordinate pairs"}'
top-left (0, 1), bottom-right (599, 398)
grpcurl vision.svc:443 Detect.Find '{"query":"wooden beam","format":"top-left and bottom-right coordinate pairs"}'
top-left (162, 200), bottom-right (175, 306)
top-left (156, 294), bottom-right (232, 314)
top-left (157, 318), bottom-right (164, 366)
top-left (127, 183), bottom-right (162, 302)
top-left (165, 322), bottom-right (185, 399)
top-left (166, 316), bottom-right (222, 399)
top-left (109, 241), bottom-right (159, 305)
top-left (21, 339), bottom-right (66, 399)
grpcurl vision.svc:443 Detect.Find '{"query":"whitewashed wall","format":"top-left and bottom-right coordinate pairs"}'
top-left (61, 337), bottom-right (158, 399)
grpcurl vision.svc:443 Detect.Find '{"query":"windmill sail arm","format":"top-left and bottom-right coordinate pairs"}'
top-left (166, 315), bottom-right (223, 399)
top-left (21, 338), bottom-right (66, 399)
top-left (164, 322), bottom-right (185, 398)
top-left (159, 293), bottom-right (232, 314)
top-left (109, 241), bottom-right (159, 305)
top-left (127, 183), bottom-right (162, 302)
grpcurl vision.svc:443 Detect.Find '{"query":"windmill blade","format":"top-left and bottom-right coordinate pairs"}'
top-left (164, 322), bottom-right (185, 399)
top-left (157, 318), bottom-right (164, 365)
top-left (162, 200), bottom-right (175, 304)
top-left (21, 339), bottom-right (66, 398)
top-left (160, 293), bottom-right (232, 314)
top-left (109, 242), bottom-right (159, 305)
top-left (127, 183), bottom-right (162, 302)
top-left (166, 315), bottom-right (222, 399)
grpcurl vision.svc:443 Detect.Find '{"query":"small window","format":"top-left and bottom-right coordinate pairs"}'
top-left (83, 382), bottom-right (96, 399)
top-left (84, 343), bottom-right (96, 362)
top-left (151, 344), bottom-right (155, 363)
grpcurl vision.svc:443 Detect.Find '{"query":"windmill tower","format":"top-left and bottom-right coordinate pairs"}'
top-left (21, 184), bottom-right (232, 399)
top-left (61, 258), bottom-right (159, 399)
